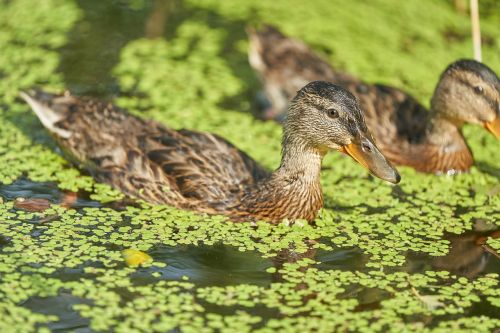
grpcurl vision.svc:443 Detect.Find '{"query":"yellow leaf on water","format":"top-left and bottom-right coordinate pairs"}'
top-left (122, 249), bottom-right (152, 267)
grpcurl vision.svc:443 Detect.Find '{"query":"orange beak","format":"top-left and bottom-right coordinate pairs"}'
top-left (340, 139), bottom-right (400, 184)
top-left (484, 118), bottom-right (500, 139)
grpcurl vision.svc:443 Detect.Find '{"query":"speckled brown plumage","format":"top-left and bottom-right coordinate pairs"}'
top-left (248, 25), bottom-right (500, 174)
top-left (22, 82), bottom-right (399, 223)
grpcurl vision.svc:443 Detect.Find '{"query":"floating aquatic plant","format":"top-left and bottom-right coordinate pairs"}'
top-left (0, 0), bottom-right (498, 332)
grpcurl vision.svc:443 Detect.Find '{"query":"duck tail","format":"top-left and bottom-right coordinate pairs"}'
top-left (19, 90), bottom-right (72, 139)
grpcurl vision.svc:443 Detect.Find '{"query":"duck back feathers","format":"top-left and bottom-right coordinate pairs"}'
top-left (21, 90), bottom-right (270, 210)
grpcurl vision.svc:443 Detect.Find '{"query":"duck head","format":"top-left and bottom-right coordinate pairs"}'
top-left (431, 59), bottom-right (500, 138)
top-left (284, 81), bottom-right (401, 184)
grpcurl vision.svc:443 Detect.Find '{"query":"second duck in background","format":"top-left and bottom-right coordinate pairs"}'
top-left (247, 25), bottom-right (500, 174)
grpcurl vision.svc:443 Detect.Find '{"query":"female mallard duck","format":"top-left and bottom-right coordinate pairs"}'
top-left (21, 81), bottom-right (399, 223)
top-left (248, 26), bottom-right (500, 174)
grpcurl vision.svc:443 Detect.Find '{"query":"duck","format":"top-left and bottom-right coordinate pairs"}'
top-left (247, 25), bottom-right (500, 174)
top-left (21, 81), bottom-right (399, 223)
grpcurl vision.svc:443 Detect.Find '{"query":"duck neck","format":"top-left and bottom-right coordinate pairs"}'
top-left (427, 107), bottom-right (467, 148)
top-left (427, 82), bottom-right (468, 145)
top-left (231, 138), bottom-right (326, 223)
top-left (422, 106), bottom-right (473, 173)
top-left (277, 137), bottom-right (326, 184)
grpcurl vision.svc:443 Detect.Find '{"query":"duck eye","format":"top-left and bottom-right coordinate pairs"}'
top-left (474, 86), bottom-right (484, 94)
top-left (326, 108), bottom-right (339, 119)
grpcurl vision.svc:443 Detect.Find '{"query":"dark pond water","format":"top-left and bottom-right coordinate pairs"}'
top-left (3, 177), bottom-right (499, 332)
top-left (0, 178), bottom-right (102, 209)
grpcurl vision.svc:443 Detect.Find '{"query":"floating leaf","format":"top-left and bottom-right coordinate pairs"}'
top-left (122, 249), bottom-right (152, 267)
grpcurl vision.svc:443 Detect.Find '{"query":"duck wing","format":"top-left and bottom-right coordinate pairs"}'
top-left (21, 90), bottom-right (270, 207)
top-left (142, 127), bottom-right (270, 203)
top-left (347, 83), bottom-right (429, 145)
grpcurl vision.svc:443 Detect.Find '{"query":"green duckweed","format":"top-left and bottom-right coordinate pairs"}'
top-left (0, 0), bottom-right (499, 332)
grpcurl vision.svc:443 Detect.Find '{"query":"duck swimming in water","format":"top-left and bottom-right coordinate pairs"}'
top-left (21, 81), bottom-right (399, 223)
top-left (248, 25), bottom-right (500, 174)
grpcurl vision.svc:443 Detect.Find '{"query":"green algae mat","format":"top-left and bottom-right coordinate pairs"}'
top-left (1, 0), bottom-right (499, 332)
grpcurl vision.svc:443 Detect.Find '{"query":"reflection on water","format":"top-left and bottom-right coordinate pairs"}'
top-left (430, 229), bottom-right (500, 278)
top-left (133, 244), bottom-right (273, 286)
top-left (0, 178), bottom-right (65, 202)
top-left (404, 224), bottom-right (500, 279)
top-left (0, 178), bottom-right (101, 209)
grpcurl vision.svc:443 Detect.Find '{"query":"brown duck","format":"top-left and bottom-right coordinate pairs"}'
top-left (21, 82), bottom-right (399, 223)
top-left (248, 26), bottom-right (500, 174)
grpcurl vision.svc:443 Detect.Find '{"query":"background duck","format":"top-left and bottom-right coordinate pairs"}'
top-left (21, 81), bottom-right (399, 223)
top-left (248, 25), bottom-right (500, 174)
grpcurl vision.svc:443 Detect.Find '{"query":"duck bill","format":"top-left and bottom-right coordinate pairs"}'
top-left (340, 140), bottom-right (401, 184)
top-left (484, 118), bottom-right (500, 139)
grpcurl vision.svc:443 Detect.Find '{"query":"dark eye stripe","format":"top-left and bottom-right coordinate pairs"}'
top-left (347, 117), bottom-right (359, 137)
top-left (457, 79), bottom-right (497, 110)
